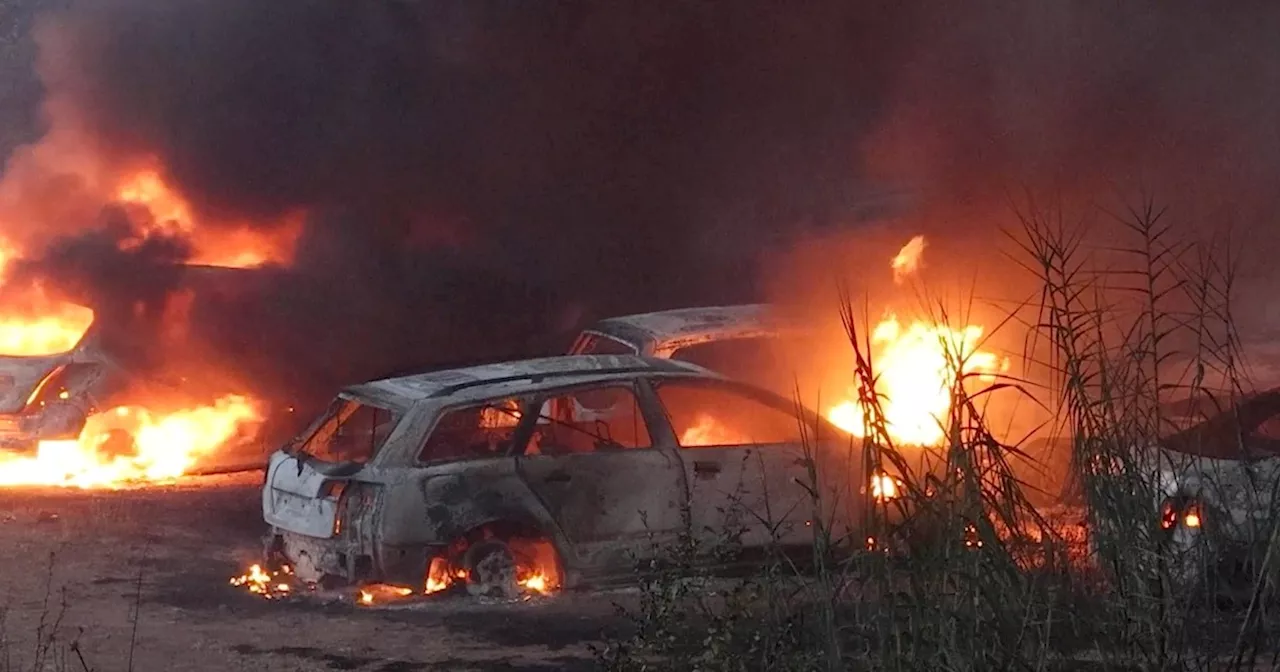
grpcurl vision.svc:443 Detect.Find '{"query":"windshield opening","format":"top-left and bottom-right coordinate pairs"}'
top-left (292, 397), bottom-right (402, 465)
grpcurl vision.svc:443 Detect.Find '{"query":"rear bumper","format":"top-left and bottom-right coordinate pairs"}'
top-left (270, 529), bottom-right (435, 586)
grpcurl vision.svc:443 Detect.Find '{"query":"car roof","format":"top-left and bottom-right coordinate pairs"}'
top-left (585, 304), bottom-right (808, 353)
top-left (347, 354), bottom-right (719, 406)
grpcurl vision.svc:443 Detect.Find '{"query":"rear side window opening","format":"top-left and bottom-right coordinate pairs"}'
top-left (293, 397), bottom-right (402, 465)
top-left (668, 336), bottom-right (817, 393)
top-left (418, 398), bottom-right (525, 463)
top-left (652, 379), bottom-right (805, 447)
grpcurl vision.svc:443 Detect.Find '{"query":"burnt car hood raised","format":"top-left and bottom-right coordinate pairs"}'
top-left (1158, 387), bottom-right (1280, 461)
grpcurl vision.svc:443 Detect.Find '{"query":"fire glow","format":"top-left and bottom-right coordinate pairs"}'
top-left (112, 168), bottom-right (299, 269)
top-left (0, 288), bottom-right (95, 357)
top-left (0, 394), bottom-right (263, 489)
top-left (229, 564), bottom-right (295, 599)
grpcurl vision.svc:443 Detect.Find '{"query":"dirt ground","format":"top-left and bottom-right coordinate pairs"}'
top-left (0, 473), bottom-right (627, 671)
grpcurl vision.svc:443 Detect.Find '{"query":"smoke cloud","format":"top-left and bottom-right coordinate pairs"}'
top-left (1, 0), bottom-right (1279, 415)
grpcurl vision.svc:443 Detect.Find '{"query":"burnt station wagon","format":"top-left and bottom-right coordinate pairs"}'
top-left (262, 354), bottom-right (860, 594)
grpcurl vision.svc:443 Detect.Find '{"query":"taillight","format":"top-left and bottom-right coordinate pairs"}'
top-left (1183, 503), bottom-right (1202, 528)
top-left (319, 480), bottom-right (347, 500)
top-left (331, 482), bottom-right (375, 537)
top-left (1160, 496), bottom-right (1203, 531)
top-left (1160, 500), bottom-right (1178, 530)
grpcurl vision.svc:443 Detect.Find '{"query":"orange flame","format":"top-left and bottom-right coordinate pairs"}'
top-left (519, 573), bottom-right (551, 594)
top-left (679, 414), bottom-right (751, 446)
top-left (357, 584), bottom-right (415, 606)
top-left (116, 170), bottom-right (194, 237)
top-left (113, 169), bottom-right (299, 269)
top-left (0, 289), bottom-right (95, 356)
top-left (891, 235), bottom-right (927, 284)
top-left (826, 316), bottom-right (1000, 445)
top-left (826, 235), bottom-right (1003, 445)
top-left (870, 472), bottom-right (900, 502)
top-left (230, 564), bottom-right (294, 599)
top-left (0, 395), bottom-right (263, 488)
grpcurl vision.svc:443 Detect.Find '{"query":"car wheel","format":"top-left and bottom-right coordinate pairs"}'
top-left (463, 540), bottom-right (519, 599)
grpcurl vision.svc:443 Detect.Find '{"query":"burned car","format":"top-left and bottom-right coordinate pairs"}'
top-left (261, 354), bottom-right (860, 595)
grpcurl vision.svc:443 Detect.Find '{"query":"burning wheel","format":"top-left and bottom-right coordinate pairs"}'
top-left (461, 540), bottom-right (519, 598)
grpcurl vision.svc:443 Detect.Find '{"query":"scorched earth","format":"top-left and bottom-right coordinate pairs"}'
top-left (0, 473), bottom-right (618, 671)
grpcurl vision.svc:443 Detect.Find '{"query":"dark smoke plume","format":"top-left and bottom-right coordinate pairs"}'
top-left (4, 0), bottom-right (910, 411)
top-left (4, 0), bottom-right (1280, 418)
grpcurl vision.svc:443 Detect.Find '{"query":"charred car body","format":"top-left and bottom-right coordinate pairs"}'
top-left (261, 354), bottom-right (860, 594)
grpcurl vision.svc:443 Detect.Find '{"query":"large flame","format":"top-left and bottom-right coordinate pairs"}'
top-left (826, 236), bottom-right (1002, 446)
top-left (0, 283), bottom-right (95, 357)
top-left (0, 394), bottom-right (263, 488)
top-left (827, 316), bottom-right (1000, 445)
top-left (114, 168), bottom-right (299, 269)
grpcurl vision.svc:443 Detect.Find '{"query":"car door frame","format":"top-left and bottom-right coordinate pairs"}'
top-left (512, 377), bottom-right (691, 575)
top-left (638, 376), bottom-right (822, 554)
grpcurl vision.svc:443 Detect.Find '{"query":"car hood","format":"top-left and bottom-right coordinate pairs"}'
top-left (1158, 387), bottom-right (1280, 461)
top-left (0, 354), bottom-right (68, 415)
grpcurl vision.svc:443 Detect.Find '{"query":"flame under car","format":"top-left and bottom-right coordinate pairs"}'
top-left (261, 355), bottom-right (862, 595)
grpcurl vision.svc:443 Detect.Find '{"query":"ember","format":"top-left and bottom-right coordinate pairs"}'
top-left (0, 395), bottom-right (263, 488)
top-left (891, 235), bottom-right (926, 284)
top-left (230, 564), bottom-right (294, 599)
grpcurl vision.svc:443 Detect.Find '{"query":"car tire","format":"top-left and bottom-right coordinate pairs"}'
top-left (462, 540), bottom-right (519, 599)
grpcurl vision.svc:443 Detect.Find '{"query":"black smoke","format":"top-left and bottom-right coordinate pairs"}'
top-left (5, 0), bottom-right (1280, 419)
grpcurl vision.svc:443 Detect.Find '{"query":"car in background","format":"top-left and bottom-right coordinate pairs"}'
top-left (1142, 388), bottom-right (1280, 584)
top-left (568, 303), bottom-right (829, 397)
top-left (260, 354), bottom-right (861, 595)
